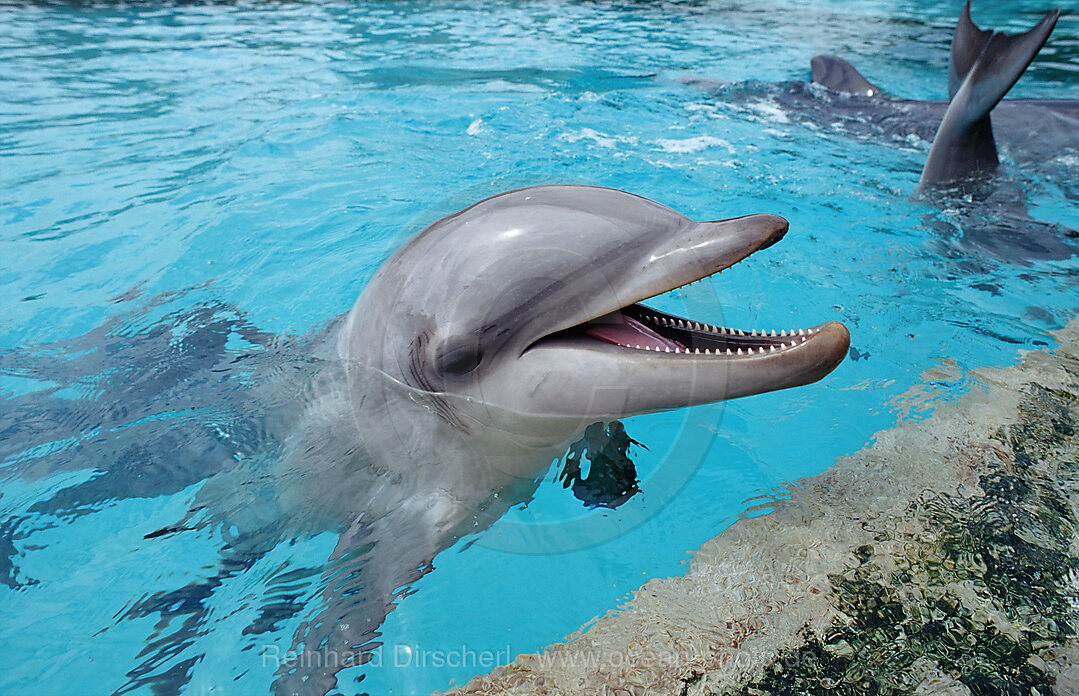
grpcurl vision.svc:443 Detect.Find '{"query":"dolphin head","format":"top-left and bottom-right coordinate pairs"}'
top-left (341, 186), bottom-right (849, 429)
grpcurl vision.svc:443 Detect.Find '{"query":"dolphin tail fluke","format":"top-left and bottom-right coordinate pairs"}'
top-left (810, 55), bottom-right (884, 96)
top-left (921, 2), bottom-right (1060, 185)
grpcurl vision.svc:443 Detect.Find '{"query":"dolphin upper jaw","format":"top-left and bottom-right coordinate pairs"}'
top-left (508, 212), bottom-right (791, 354)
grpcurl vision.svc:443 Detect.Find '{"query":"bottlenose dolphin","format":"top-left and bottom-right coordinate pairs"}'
top-left (809, 4), bottom-right (1077, 265)
top-left (186, 185), bottom-right (847, 696)
top-left (0, 187), bottom-right (849, 696)
top-left (809, 3), bottom-right (1072, 186)
top-left (256, 185), bottom-right (848, 694)
top-left (687, 4), bottom-right (1077, 190)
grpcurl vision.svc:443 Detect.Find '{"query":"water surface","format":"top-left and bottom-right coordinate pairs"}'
top-left (1, 1), bottom-right (1077, 694)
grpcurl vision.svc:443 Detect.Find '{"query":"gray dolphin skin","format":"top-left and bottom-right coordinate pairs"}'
top-left (810, 3), bottom-right (1074, 186)
top-left (248, 185), bottom-right (848, 695)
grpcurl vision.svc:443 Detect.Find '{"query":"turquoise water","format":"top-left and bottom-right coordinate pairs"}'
top-left (2, 1), bottom-right (1077, 694)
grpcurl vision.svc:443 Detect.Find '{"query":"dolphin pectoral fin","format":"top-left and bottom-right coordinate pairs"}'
top-left (810, 55), bottom-right (884, 97)
top-left (272, 503), bottom-right (458, 696)
top-left (921, 3), bottom-right (1060, 185)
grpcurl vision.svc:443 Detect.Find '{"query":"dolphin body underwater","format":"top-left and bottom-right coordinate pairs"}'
top-left (0, 187), bottom-right (849, 695)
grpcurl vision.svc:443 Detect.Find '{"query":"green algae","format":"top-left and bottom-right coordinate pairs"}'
top-left (719, 383), bottom-right (1079, 696)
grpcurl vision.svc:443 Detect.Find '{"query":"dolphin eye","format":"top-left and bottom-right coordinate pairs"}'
top-left (435, 340), bottom-right (483, 376)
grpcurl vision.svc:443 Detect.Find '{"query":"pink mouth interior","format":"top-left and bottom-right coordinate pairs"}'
top-left (583, 312), bottom-right (686, 351)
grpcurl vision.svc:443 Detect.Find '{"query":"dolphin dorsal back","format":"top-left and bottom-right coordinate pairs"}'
top-left (921, 2), bottom-right (1061, 185)
top-left (810, 55), bottom-right (884, 96)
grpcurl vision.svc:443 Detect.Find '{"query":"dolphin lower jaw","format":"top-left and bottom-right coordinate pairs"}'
top-left (515, 318), bottom-right (849, 418)
top-left (516, 292), bottom-right (849, 419)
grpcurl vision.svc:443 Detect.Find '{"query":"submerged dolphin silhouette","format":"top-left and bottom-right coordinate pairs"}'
top-left (182, 185), bottom-right (846, 695)
top-left (810, 3), bottom-right (1073, 185)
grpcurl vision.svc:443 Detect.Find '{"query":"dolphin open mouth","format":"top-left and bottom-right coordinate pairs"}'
top-left (576, 304), bottom-right (827, 356)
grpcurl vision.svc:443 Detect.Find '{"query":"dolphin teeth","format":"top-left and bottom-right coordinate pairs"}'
top-left (737, 330), bottom-right (745, 336)
top-left (770, 345), bottom-right (776, 352)
top-left (677, 320), bottom-right (685, 328)
top-left (726, 348), bottom-right (733, 355)
top-left (693, 322), bottom-right (702, 330)
top-left (798, 329), bottom-right (806, 336)
top-left (780, 329), bottom-right (787, 336)
top-left (736, 347), bottom-right (743, 355)
top-left (665, 346), bottom-right (671, 352)
top-left (751, 329), bottom-right (757, 336)
top-left (757, 346), bottom-right (765, 354)
top-left (694, 348), bottom-right (700, 354)
top-left (704, 348), bottom-right (711, 355)
top-left (770, 329), bottom-right (777, 337)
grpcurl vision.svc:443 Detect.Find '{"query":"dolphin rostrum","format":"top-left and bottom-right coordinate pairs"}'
top-left (237, 185), bottom-right (848, 694)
